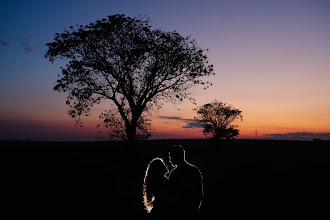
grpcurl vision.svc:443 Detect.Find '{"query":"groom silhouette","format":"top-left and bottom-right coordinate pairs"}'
top-left (168, 145), bottom-right (203, 219)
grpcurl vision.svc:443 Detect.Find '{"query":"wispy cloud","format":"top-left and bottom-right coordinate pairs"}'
top-left (263, 132), bottom-right (330, 140)
top-left (0, 32), bottom-right (37, 54)
top-left (158, 116), bottom-right (203, 129)
top-left (0, 33), bottom-right (10, 48)
top-left (0, 20), bottom-right (36, 54)
top-left (18, 34), bottom-right (36, 55)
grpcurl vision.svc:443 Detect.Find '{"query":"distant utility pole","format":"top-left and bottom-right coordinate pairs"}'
top-left (255, 130), bottom-right (258, 140)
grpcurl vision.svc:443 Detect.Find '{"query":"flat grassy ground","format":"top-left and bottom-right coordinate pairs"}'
top-left (1, 139), bottom-right (329, 219)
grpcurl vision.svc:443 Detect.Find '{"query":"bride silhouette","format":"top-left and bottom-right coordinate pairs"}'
top-left (143, 157), bottom-right (170, 220)
top-left (143, 145), bottom-right (203, 220)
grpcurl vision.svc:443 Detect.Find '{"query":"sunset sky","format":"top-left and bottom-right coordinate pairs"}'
top-left (1, 0), bottom-right (329, 141)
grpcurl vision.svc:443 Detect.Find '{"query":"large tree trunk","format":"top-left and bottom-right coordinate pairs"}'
top-left (126, 126), bottom-right (136, 144)
top-left (126, 115), bottom-right (138, 144)
top-left (127, 109), bottom-right (141, 143)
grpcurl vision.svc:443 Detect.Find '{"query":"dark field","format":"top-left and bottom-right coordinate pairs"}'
top-left (1, 139), bottom-right (330, 219)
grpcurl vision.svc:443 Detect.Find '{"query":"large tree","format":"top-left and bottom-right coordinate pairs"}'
top-left (194, 100), bottom-right (243, 140)
top-left (45, 14), bottom-right (214, 142)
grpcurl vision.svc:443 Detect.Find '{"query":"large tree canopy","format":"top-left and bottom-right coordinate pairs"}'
top-left (45, 14), bottom-right (214, 142)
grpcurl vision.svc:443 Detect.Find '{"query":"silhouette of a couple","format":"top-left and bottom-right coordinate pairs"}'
top-left (143, 145), bottom-right (203, 220)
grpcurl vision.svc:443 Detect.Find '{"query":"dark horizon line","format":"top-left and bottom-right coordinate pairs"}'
top-left (1, 138), bottom-right (328, 143)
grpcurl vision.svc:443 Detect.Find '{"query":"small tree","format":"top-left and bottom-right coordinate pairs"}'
top-left (45, 14), bottom-right (214, 143)
top-left (194, 100), bottom-right (243, 140)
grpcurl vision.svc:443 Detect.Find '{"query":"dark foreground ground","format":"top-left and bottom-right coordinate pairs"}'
top-left (1, 139), bottom-right (330, 219)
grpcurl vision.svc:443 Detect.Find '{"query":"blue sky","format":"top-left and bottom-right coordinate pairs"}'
top-left (1, 0), bottom-right (329, 141)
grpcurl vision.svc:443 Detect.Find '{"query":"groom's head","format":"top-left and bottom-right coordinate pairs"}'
top-left (169, 145), bottom-right (185, 165)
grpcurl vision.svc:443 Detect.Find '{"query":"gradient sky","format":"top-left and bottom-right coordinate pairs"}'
top-left (1, 0), bottom-right (329, 141)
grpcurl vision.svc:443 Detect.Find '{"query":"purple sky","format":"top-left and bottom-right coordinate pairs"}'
top-left (1, 0), bottom-right (329, 141)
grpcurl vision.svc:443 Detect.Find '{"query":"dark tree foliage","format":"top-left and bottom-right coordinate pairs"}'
top-left (45, 14), bottom-right (214, 142)
top-left (194, 100), bottom-right (243, 140)
top-left (96, 109), bottom-right (152, 141)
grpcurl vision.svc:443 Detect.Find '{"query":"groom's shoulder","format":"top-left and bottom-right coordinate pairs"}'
top-left (184, 162), bottom-right (202, 177)
top-left (185, 162), bottom-right (200, 172)
top-left (189, 163), bottom-right (204, 181)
